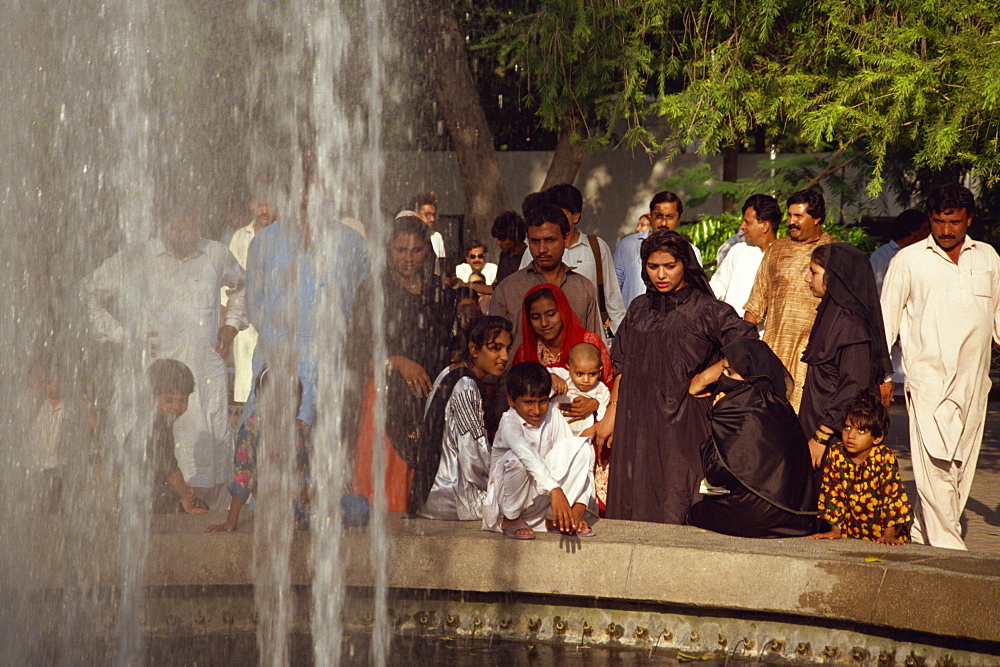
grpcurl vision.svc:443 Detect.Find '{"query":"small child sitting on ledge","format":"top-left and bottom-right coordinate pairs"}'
top-left (481, 361), bottom-right (596, 539)
top-left (811, 390), bottom-right (911, 545)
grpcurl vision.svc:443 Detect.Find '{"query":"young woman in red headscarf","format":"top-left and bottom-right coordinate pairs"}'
top-left (511, 283), bottom-right (613, 510)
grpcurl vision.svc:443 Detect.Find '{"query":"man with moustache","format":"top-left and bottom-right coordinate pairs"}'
top-left (744, 189), bottom-right (834, 411)
top-left (881, 184), bottom-right (1000, 550)
top-left (489, 203), bottom-right (602, 356)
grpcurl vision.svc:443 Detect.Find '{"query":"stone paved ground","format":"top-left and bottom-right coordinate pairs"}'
top-left (885, 399), bottom-right (1000, 555)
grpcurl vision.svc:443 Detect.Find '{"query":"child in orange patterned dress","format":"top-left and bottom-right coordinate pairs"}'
top-left (810, 390), bottom-right (911, 545)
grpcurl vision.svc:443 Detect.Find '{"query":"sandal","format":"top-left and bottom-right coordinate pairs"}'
top-left (501, 519), bottom-right (535, 540)
top-left (575, 524), bottom-right (596, 538)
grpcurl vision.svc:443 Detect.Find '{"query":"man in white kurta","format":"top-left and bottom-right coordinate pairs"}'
top-left (880, 186), bottom-right (1000, 550)
top-left (83, 216), bottom-right (247, 507)
top-left (225, 199), bottom-right (277, 402)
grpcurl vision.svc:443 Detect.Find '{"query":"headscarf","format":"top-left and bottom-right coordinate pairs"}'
top-left (512, 283), bottom-right (613, 385)
top-left (804, 242), bottom-right (893, 383)
top-left (639, 229), bottom-right (713, 296)
top-left (721, 338), bottom-right (793, 401)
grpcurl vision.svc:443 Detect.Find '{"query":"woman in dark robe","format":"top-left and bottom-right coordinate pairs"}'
top-left (800, 243), bottom-right (893, 468)
top-left (595, 230), bottom-right (758, 524)
top-left (687, 339), bottom-right (817, 537)
top-left (346, 216), bottom-right (456, 511)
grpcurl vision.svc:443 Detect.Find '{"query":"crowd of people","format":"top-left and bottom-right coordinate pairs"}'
top-left (65, 181), bottom-right (1000, 551)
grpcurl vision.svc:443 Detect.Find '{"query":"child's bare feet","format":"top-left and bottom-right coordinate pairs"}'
top-left (876, 526), bottom-right (905, 545)
top-left (180, 496), bottom-right (209, 515)
top-left (205, 521), bottom-right (237, 533)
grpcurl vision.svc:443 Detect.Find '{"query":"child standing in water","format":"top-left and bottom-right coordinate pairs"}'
top-left (811, 390), bottom-right (911, 545)
top-left (482, 361), bottom-right (596, 539)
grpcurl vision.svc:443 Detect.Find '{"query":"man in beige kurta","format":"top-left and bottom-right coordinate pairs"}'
top-left (881, 185), bottom-right (1000, 550)
top-left (743, 190), bottom-right (834, 411)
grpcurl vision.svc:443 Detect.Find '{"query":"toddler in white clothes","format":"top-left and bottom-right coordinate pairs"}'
top-left (550, 342), bottom-right (610, 437)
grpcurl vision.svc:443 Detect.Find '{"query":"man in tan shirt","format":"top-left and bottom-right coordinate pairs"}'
top-left (744, 189), bottom-right (834, 411)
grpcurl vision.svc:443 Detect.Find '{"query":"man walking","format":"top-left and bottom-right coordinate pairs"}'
top-left (881, 184), bottom-right (1000, 550)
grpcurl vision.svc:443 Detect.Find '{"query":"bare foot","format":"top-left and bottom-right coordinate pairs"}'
top-left (205, 522), bottom-right (237, 533)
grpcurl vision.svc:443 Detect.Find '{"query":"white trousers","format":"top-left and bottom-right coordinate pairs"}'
top-left (484, 438), bottom-right (595, 532)
top-left (907, 396), bottom-right (985, 551)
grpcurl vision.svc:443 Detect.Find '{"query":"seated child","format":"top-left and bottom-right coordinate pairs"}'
top-left (206, 367), bottom-right (311, 532)
top-left (481, 361), bottom-right (596, 539)
top-left (149, 359), bottom-right (209, 515)
top-left (810, 390), bottom-right (911, 545)
top-left (550, 342), bottom-right (610, 437)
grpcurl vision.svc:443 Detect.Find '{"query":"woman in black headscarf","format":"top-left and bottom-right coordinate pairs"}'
top-left (687, 339), bottom-right (817, 537)
top-left (346, 216), bottom-right (456, 511)
top-left (594, 230), bottom-right (758, 524)
top-left (800, 242), bottom-right (893, 468)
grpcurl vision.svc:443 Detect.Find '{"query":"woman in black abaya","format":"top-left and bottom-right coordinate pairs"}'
top-left (686, 339), bottom-right (817, 537)
top-left (800, 243), bottom-right (893, 468)
top-left (595, 230), bottom-right (757, 524)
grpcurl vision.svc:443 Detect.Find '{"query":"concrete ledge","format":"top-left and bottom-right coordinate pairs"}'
top-left (139, 511), bottom-right (1000, 647)
top-left (14, 510), bottom-right (998, 647)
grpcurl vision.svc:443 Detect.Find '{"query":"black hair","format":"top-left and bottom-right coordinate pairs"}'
top-left (887, 209), bottom-right (928, 241)
top-left (506, 361), bottom-right (552, 400)
top-left (525, 203), bottom-right (570, 236)
top-left (786, 189), bottom-right (826, 222)
top-left (389, 216), bottom-right (430, 245)
top-left (545, 183), bottom-right (583, 215)
top-left (650, 191), bottom-right (683, 216)
top-left (810, 243), bottom-right (831, 268)
top-left (149, 359), bottom-right (195, 396)
top-left (524, 287), bottom-right (556, 313)
top-left (521, 192), bottom-right (550, 219)
top-left (925, 184), bottom-right (977, 216)
top-left (491, 211), bottom-right (527, 242)
top-left (467, 271), bottom-right (486, 284)
top-left (464, 239), bottom-right (487, 255)
top-left (455, 286), bottom-right (480, 302)
top-left (639, 229), bottom-right (712, 294)
top-left (843, 389), bottom-right (890, 440)
top-left (742, 194), bottom-right (781, 230)
top-left (410, 192), bottom-right (437, 210)
top-left (462, 315), bottom-right (512, 363)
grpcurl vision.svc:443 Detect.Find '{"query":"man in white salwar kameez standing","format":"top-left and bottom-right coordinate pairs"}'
top-left (83, 214), bottom-right (247, 509)
top-left (881, 184), bottom-right (1000, 550)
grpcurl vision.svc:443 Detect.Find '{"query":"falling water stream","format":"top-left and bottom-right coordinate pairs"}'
top-left (0, 0), bottom-right (395, 663)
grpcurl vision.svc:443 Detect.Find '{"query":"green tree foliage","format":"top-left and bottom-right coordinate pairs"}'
top-left (483, 0), bottom-right (1000, 196)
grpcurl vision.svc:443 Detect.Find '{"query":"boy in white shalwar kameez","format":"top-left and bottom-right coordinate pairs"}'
top-left (482, 361), bottom-right (596, 539)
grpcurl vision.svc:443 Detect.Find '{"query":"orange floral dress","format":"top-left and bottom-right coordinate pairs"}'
top-left (818, 443), bottom-right (911, 542)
